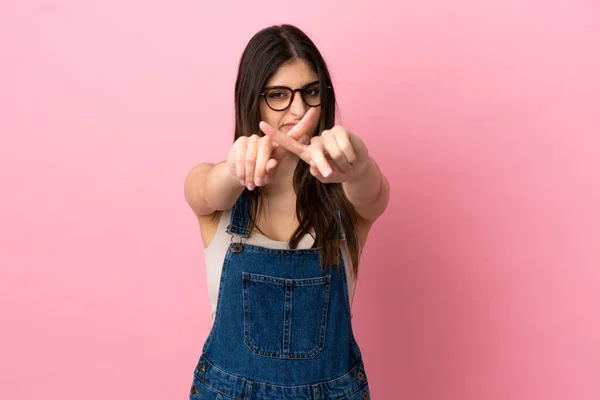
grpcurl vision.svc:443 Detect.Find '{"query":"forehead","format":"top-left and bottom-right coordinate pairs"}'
top-left (265, 58), bottom-right (319, 87)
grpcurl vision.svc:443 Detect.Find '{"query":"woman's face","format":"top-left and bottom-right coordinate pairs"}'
top-left (259, 58), bottom-right (322, 138)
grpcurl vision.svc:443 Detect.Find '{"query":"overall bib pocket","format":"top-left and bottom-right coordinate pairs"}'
top-left (242, 272), bottom-right (331, 359)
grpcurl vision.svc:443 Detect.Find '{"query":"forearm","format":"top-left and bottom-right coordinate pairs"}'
top-left (342, 157), bottom-right (388, 220)
top-left (185, 161), bottom-right (244, 216)
top-left (203, 161), bottom-right (245, 211)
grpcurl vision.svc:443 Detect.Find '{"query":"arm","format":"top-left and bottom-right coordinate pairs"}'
top-left (342, 156), bottom-right (390, 222)
top-left (183, 161), bottom-right (245, 217)
top-left (186, 110), bottom-right (321, 217)
top-left (259, 122), bottom-right (390, 222)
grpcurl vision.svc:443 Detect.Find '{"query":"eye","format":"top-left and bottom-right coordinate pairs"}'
top-left (267, 90), bottom-right (290, 99)
top-left (303, 88), bottom-right (320, 97)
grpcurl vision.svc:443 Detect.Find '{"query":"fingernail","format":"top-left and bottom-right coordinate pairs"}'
top-left (256, 177), bottom-right (263, 186)
top-left (248, 183), bottom-right (255, 191)
top-left (240, 180), bottom-right (245, 186)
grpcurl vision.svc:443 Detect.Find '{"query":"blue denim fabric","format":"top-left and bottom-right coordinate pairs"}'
top-left (190, 195), bottom-right (370, 399)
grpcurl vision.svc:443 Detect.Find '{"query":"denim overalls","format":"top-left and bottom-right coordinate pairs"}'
top-left (190, 195), bottom-right (370, 400)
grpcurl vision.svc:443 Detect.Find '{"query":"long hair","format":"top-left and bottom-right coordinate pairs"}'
top-left (231, 24), bottom-right (361, 275)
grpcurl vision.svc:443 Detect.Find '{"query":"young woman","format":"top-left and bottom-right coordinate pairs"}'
top-left (184, 24), bottom-right (389, 400)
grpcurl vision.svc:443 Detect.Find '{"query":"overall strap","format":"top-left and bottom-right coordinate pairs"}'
top-left (336, 208), bottom-right (346, 241)
top-left (327, 195), bottom-right (346, 241)
top-left (225, 194), bottom-right (251, 238)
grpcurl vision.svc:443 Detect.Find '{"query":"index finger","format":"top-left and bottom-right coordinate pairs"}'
top-left (288, 107), bottom-right (318, 141)
top-left (259, 121), bottom-right (311, 163)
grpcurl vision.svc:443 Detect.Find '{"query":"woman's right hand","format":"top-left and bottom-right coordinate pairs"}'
top-left (227, 134), bottom-right (280, 191)
top-left (227, 108), bottom-right (317, 191)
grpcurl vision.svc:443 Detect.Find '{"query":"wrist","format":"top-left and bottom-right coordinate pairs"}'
top-left (349, 157), bottom-right (374, 183)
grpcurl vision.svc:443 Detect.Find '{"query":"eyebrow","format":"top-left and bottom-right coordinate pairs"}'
top-left (263, 80), bottom-right (320, 91)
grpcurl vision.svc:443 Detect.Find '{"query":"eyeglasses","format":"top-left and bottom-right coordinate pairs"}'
top-left (260, 81), bottom-right (331, 111)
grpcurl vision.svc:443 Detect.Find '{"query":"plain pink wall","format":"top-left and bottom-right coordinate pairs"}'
top-left (1, 0), bottom-right (598, 399)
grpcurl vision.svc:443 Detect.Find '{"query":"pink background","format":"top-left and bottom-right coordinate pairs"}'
top-left (1, 0), bottom-right (599, 399)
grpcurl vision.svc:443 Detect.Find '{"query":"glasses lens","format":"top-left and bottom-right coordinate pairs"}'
top-left (302, 86), bottom-right (322, 107)
top-left (265, 88), bottom-right (292, 110)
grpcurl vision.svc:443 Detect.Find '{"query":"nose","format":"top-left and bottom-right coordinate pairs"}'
top-left (289, 90), bottom-right (308, 117)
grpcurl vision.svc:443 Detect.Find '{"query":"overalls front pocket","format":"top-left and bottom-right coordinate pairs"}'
top-left (242, 272), bottom-right (331, 359)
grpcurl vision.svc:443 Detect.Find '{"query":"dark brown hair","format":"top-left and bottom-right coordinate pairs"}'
top-left (232, 24), bottom-right (361, 275)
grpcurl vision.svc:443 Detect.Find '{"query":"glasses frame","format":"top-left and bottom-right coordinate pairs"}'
top-left (260, 81), bottom-right (332, 111)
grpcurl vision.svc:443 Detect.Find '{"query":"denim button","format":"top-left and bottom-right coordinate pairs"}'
top-left (357, 371), bottom-right (364, 381)
top-left (197, 362), bottom-right (206, 372)
top-left (362, 393), bottom-right (369, 400)
top-left (231, 243), bottom-right (243, 253)
top-left (190, 385), bottom-right (199, 394)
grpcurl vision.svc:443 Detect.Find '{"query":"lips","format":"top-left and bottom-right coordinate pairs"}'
top-left (282, 122), bottom-right (298, 130)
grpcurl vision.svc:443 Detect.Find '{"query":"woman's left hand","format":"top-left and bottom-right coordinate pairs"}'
top-left (259, 122), bottom-right (369, 184)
